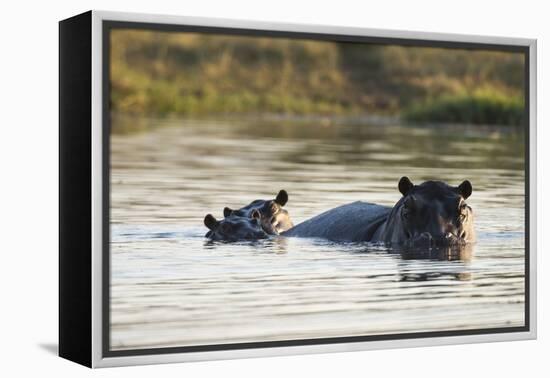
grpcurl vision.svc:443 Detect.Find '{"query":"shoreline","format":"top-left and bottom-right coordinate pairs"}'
top-left (110, 111), bottom-right (524, 136)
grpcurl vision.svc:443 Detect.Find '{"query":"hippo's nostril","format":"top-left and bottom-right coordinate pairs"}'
top-left (411, 232), bottom-right (433, 248)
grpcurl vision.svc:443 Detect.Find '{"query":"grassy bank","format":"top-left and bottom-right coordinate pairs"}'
top-left (402, 89), bottom-right (525, 126)
top-left (111, 30), bottom-right (525, 125)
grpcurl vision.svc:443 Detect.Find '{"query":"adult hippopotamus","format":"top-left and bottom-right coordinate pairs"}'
top-left (223, 190), bottom-right (294, 235)
top-left (282, 177), bottom-right (475, 247)
top-left (204, 210), bottom-right (269, 241)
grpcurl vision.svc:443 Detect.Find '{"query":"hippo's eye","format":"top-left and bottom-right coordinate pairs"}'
top-left (269, 202), bottom-right (279, 213)
top-left (458, 204), bottom-right (468, 222)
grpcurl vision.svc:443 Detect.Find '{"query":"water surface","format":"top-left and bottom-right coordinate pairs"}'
top-left (110, 117), bottom-right (525, 350)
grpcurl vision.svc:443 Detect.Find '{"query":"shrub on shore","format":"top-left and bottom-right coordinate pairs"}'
top-left (402, 90), bottom-right (524, 126)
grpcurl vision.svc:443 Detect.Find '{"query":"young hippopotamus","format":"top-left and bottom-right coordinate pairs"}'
top-left (223, 190), bottom-right (294, 235)
top-left (204, 210), bottom-right (269, 241)
top-left (283, 177), bottom-right (475, 247)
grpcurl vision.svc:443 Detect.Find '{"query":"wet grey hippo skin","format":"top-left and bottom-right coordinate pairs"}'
top-left (223, 190), bottom-right (294, 235)
top-left (204, 210), bottom-right (269, 241)
top-left (283, 177), bottom-right (475, 246)
top-left (282, 202), bottom-right (391, 242)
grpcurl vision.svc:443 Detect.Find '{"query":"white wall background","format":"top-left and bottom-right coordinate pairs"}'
top-left (0, 0), bottom-right (546, 376)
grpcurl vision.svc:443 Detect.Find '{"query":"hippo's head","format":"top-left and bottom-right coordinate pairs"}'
top-left (223, 190), bottom-right (294, 235)
top-left (204, 210), bottom-right (269, 241)
top-left (383, 177), bottom-right (475, 247)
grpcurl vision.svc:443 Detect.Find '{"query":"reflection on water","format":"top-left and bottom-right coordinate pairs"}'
top-left (110, 116), bottom-right (525, 350)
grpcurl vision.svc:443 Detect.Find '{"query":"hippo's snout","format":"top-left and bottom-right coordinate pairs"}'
top-left (442, 232), bottom-right (467, 246)
top-left (408, 231), bottom-right (466, 248)
top-left (408, 232), bottom-right (433, 247)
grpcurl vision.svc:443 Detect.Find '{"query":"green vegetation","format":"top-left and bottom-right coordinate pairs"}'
top-left (111, 30), bottom-right (525, 126)
top-left (403, 89), bottom-right (524, 125)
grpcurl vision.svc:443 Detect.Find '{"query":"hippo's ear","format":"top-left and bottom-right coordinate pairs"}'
top-left (275, 190), bottom-right (288, 206)
top-left (398, 176), bottom-right (414, 196)
top-left (223, 207), bottom-right (233, 217)
top-left (251, 209), bottom-right (261, 220)
top-left (457, 180), bottom-right (472, 199)
top-left (204, 214), bottom-right (219, 231)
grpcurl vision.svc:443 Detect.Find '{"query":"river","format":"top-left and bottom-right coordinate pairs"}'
top-left (109, 116), bottom-right (525, 350)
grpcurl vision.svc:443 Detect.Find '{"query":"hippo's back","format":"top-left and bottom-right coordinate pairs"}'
top-left (282, 201), bottom-right (391, 242)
